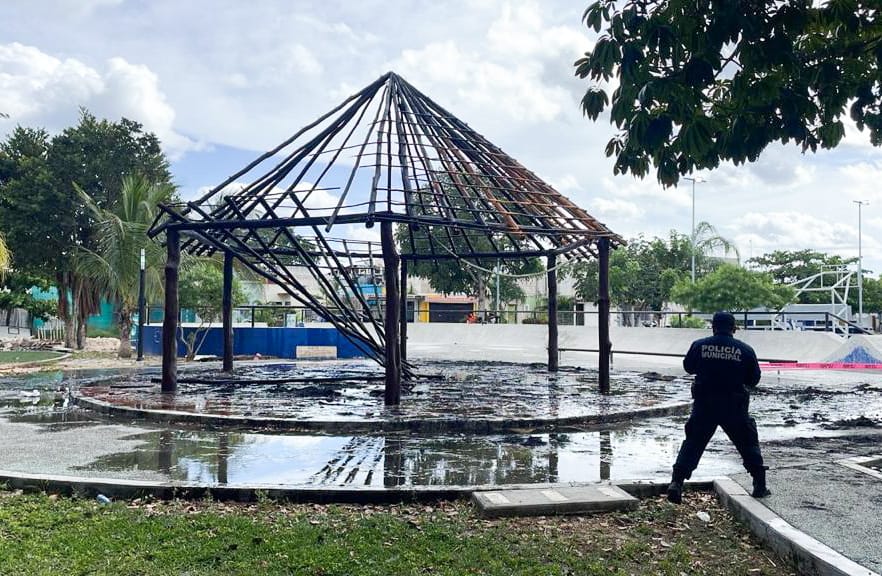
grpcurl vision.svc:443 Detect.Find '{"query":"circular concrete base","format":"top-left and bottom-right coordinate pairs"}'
top-left (72, 393), bottom-right (691, 433)
top-left (71, 360), bottom-right (693, 433)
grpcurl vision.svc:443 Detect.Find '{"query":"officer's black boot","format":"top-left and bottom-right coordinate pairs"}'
top-left (751, 466), bottom-right (771, 498)
top-left (667, 471), bottom-right (685, 504)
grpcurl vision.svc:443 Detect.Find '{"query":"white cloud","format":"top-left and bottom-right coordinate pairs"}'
top-left (0, 43), bottom-right (102, 120)
top-left (0, 43), bottom-right (198, 159)
top-left (732, 211), bottom-right (880, 259)
top-left (4, 0), bottom-right (882, 276)
top-left (589, 197), bottom-right (644, 221)
top-left (392, 41), bottom-right (571, 125)
top-left (486, 2), bottom-right (586, 60)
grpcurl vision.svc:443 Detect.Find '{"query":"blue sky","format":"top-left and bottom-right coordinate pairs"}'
top-left (2, 0), bottom-right (881, 276)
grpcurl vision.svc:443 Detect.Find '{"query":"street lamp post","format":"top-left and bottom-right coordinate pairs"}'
top-left (854, 200), bottom-right (868, 326)
top-left (684, 176), bottom-right (706, 283)
top-left (136, 248), bottom-right (146, 361)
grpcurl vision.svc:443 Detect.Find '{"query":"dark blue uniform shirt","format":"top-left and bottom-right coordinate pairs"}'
top-left (683, 334), bottom-right (761, 400)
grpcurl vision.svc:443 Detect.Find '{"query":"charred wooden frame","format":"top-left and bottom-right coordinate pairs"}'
top-left (148, 72), bottom-right (623, 403)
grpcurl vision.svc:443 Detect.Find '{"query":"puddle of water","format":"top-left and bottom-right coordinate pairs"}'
top-left (69, 424), bottom-right (739, 487)
top-left (0, 362), bottom-right (880, 488)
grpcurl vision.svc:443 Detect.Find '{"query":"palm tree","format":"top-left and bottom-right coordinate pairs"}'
top-left (74, 175), bottom-right (175, 358)
top-left (692, 220), bottom-right (740, 277)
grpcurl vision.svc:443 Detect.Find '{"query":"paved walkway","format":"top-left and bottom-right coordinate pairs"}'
top-left (728, 433), bottom-right (882, 574)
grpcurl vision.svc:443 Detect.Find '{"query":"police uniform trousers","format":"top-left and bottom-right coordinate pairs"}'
top-left (672, 395), bottom-right (764, 481)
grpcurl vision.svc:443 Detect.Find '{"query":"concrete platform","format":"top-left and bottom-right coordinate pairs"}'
top-left (472, 484), bottom-right (638, 518)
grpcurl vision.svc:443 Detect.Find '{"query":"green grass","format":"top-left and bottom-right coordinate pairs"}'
top-left (0, 489), bottom-right (794, 576)
top-left (86, 326), bottom-right (119, 339)
top-left (0, 350), bottom-right (64, 364)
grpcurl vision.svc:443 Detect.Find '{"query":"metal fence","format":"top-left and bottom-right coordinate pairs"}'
top-left (142, 305), bottom-right (875, 335)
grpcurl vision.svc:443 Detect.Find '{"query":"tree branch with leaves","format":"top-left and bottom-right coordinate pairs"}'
top-left (576, 0), bottom-right (882, 186)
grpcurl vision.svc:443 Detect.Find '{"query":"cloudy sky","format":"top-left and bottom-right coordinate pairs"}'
top-left (2, 0), bottom-right (881, 276)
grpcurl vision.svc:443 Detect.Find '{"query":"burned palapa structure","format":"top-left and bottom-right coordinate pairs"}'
top-left (148, 72), bottom-right (623, 404)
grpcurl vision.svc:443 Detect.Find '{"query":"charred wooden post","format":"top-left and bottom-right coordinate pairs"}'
top-left (598, 237), bottom-right (611, 394)
top-left (399, 259), bottom-right (408, 365)
top-left (161, 229), bottom-right (180, 393)
top-left (547, 253), bottom-right (559, 372)
top-left (222, 250), bottom-right (234, 372)
top-left (381, 221), bottom-right (401, 405)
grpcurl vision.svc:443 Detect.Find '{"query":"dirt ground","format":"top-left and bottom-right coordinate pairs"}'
top-left (0, 337), bottom-right (160, 375)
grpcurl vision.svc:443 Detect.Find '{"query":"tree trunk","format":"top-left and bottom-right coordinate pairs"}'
top-left (76, 315), bottom-right (87, 349)
top-left (63, 314), bottom-right (75, 348)
top-left (118, 311), bottom-right (132, 359)
top-left (74, 279), bottom-right (87, 350)
top-left (57, 272), bottom-right (76, 349)
top-left (476, 275), bottom-right (487, 320)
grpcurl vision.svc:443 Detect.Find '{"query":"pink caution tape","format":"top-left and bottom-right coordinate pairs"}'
top-left (759, 362), bottom-right (882, 370)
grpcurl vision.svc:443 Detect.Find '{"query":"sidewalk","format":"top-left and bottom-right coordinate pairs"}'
top-left (727, 433), bottom-right (882, 574)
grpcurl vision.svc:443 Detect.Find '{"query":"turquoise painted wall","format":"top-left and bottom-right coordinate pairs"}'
top-left (29, 286), bottom-right (116, 331)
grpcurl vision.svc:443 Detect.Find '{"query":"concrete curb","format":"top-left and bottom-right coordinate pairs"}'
top-left (0, 470), bottom-right (474, 504)
top-left (72, 393), bottom-right (691, 434)
top-left (713, 478), bottom-right (879, 576)
top-left (0, 470), bottom-right (715, 505)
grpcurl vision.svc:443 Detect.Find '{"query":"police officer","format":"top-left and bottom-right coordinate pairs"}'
top-left (667, 311), bottom-right (770, 503)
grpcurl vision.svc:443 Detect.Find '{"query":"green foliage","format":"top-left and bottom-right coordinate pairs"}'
top-left (861, 275), bottom-right (882, 313)
top-left (395, 181), bottom-right (543, 305)
top-left (574, 233), bottom-right (689, 310)
top-left (576, 1), bottom-right (882, 186)
top-left (74, 174), bottom-right (175, 356)
top-left (671, 264), bottom-right (794, 312)
top-left (177, 260), bottom-right (247, 360)
top-left (0, 271), bottom-right (55, 325)
top-left (179, 260), bottom-right (247, 322)
top-left (0, 232), bottom-right (9, 272)
top-left (0, 127), bottom-right (61, 279)
top-left (0, 112), bottom-right (173, 347)
top-left (85, 326), bottom-right (120, 339)
top-left (669, 315), bottom-right (707, 329)
top-left (252, 307), bottom-right (289, 327)
top-left (748, 249), bottom-right (856, 303)
top-left (75, 175), bottom-right (174, 311)
top-left (48, 109), bottom-right (171, 212)
top-left (573, 223), bottom-right (740, 313)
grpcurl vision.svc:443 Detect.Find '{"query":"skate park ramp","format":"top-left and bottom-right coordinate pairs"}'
top-left (824, 335), bottom-right (882, 364)
top-left (407, 324), bottom-right (847, 364)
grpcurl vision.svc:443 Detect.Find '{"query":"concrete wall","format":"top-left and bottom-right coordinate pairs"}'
top-left (139, 322), bottom-right (856, 365)
top-left (405, 323), bottom-right (845, 364)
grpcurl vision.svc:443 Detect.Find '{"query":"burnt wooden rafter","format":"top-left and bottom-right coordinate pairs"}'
top-left (149, 72), bottom-right (622, 401)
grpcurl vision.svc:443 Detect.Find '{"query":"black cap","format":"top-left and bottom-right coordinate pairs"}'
top-left (712, 311), bottom-right (736, 332)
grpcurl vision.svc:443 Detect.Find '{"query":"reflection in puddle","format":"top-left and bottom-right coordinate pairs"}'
top-left (1, 364), bottom-right (881, 488)
top-left (69, 423), bottom-right (740, 487)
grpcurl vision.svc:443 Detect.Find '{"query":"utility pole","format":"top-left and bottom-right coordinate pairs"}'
top-left (136, 248), bottom-right (145, 361)
top-left (854, 200), bottom-right (869, 326)
top-left (683, 176), bottom-right (706, 283)
top-left (495, 260), bottom-right (500, 321)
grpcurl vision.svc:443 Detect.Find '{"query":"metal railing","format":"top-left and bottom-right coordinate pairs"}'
top-left (140, 305), bottom-right (877, 335)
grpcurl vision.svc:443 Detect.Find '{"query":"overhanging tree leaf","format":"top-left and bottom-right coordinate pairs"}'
top-left (576, 0), bottom-right (882, 186)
